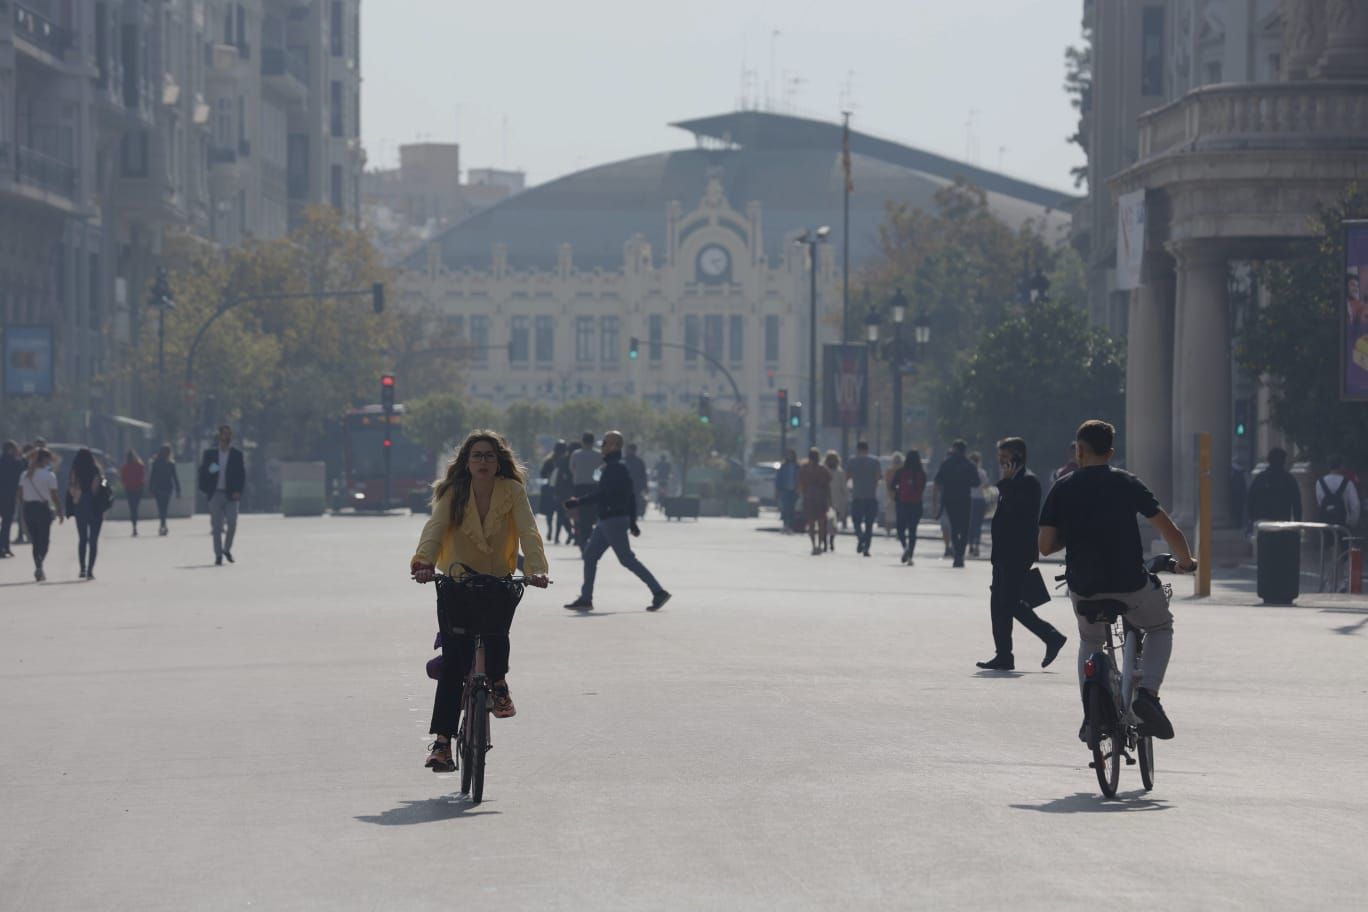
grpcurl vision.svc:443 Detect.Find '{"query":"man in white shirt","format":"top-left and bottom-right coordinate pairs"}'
top-left (568, 431), bottom-right (603, 551)
top-left (1315, 457), bottom-right (1361, 529)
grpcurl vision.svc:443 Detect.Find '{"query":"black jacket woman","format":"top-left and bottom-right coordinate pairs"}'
top-left (148, 444), bottom-right (182, 535)
top-left (66, 448), bottom-right (106, 580)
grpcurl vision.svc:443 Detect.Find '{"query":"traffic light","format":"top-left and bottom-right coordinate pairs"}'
top-left (698, 393), bottom-right (712, 424)
top-left (628, 336), bottom-right (640, 360)
top-left (149, 267), bottom-right (175, 310)
top-left (777, 388), bottom-right (789, 428)
top-left (1234, 397), bottom-right (1250, 438)
top-left (789, 402), bottom-right (802, 429)
top-left (380, 373), bottom-right (396, 411)
top-left (372, 283), bottom-right (385, 314)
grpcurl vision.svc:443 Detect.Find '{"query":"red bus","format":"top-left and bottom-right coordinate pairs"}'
top-left (340, 405), bottom-right (432, 511)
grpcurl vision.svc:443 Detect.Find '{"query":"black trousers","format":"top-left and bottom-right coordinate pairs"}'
top-left (0, 503), bottom-right (14, 551)
top-left (126, 492), bottom-right (142, 526)
top-left (945, 500), bottom-right (970, 562)
top-left (572, 483), bottom-right (596, 549)
top-left (429, 631), bottom-right (511, 737)
top-left (896, 502), bottom-right (923, 551)
top-left (850, 498), bottom-right (878, 550)
top-left (23, 502), bottom-right (52, 566)
top-left (76, 512), bottom-right (104, 572)
top-left (154, 491), bottom-right (173, 525)
top-left (990, 564), bottom-right (1059, 659)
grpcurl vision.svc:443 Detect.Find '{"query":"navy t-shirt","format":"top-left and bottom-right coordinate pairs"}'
top-left (1038, 464), bottom-right (1161, 596)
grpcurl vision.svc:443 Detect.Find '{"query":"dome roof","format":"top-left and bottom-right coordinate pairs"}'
top-left (406, 111), bottom-right (1076, 273)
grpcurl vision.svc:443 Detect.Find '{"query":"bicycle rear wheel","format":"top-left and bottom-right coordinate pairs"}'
top-left (1138, 735), bottom-right (1155, 791)
top-left (1088, 688), bottom-right (1121, 799)
top-left (458, 695), bottom-right (475, 795)
top-left (469, 687), bottom-right (489, 804)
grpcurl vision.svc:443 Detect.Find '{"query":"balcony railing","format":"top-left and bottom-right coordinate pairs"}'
top-left (15, 145), bottom-right (76, 199)
top-left (261, 46), bottom-right (310, 85)
top-left (14, 2), bottom-right (73, 57)
top-left (208, 145), bottom-right (238, 166)
top-left (1138, 81), bottom-right (1368, 161)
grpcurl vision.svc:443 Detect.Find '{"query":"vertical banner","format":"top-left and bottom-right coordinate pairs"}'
top-left (3, 325), bottom-right (54, 396)
top-left (822, 343), bottom-right (868, 428)
top-left (1116, 189), bottom-right (1146, 291)
top-left (1343, 221), bottom-right (1368, 401)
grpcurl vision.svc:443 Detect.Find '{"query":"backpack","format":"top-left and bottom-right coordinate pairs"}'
top-left (896, 469), bottom-right (924, 504)
top-left (1317, 476), bottom-right (1350, 526)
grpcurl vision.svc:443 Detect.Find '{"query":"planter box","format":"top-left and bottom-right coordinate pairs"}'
top-left (662, 496), bottom-right (700, 520)
top-left (280, 461), bottom-right (326, 516)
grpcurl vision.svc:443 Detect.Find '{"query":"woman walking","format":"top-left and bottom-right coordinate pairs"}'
top-left (148, 444), bottom-right (181, 535)
top-left (66, 448), bottom-right (107, 580)
top-left (539, 441), bottom-right (568, 543)
top-left (120, 449), bottom-right (146, 536)
top-left (890, 450), bottom-right (928, 565)
top-left (968, 451), bottom-right (991, 558)
top-left (797, 448), bottom-right (832, 555)
top-left (409, 430), bottom-right (549, 772)
top-left (824, 450), bottom-right (848, 552)
top-left (19, 448), bottom-right (63, 581)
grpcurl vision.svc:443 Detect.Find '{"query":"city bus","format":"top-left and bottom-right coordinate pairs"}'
top-left (339, 404), bottom-right (432, 511)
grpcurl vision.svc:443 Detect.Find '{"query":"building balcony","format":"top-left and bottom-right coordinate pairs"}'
top-left (15, 144), bottom-right (76, 198)
top-left (208, 145), bottom-right (238, 167)
top-left (261, 47), bottom-right (309, 102)
top-left (1138, 80), bottom-right (1368, 161)
top-left (13, 2), bottom-right (73, 61)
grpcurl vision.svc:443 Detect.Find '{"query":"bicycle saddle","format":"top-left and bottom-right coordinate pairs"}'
top-left (1076, 598), bottom-right (1129, 624)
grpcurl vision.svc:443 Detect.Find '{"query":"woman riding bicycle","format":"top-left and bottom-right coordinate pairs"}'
top-left (410, 430), bottom-right (549, 772)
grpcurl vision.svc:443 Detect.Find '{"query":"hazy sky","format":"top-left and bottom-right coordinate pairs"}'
top-left (361, 0), bottom-right (1086, 193)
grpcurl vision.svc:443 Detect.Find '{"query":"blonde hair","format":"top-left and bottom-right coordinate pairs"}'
top-left (433, 430), bottom-right (526, 526)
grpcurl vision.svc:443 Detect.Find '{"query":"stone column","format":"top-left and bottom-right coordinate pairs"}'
top-left (1125, 253), bottom-right (1176, 509)
top-left (1169, 240), bottom-right (1233, 529)
top-left (1315, 0), bottom-right (1368, 77)
top-left (1282, 0), bottom-right (1327, 80)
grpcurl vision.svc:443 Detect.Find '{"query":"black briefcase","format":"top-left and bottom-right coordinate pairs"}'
top-left (1022, 567), bottom-right (1052, 608)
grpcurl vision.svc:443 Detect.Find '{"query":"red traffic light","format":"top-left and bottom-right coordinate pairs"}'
top-left (381, 374), bottom-right (395, 387)
top-left (383, 438), bottom-right (393, 448)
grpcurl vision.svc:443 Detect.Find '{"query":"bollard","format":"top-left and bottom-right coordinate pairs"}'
top-left (1351, 547), bottom-right (1364, 595)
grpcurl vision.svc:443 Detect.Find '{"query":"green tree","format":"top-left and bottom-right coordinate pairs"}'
top-left (654, 410), bottom-right (714, 494)
top-left (1063, 25), bottom-right (1094, 190)
top-left (404, 392), bottom-right (467, 459)
top-left (502, 401), bottom-right (553, 463)
top-left (552, 399), bottom-right (609, 442)
top-left (1238, 190), bottom-right (1368, 465)
top-left (937, 297), bottom-right (1125, 459)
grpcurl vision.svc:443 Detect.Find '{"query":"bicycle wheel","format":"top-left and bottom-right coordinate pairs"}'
top-left (458, 698), bottom-right (474, 795)
top-left (469, 687), bottom-right (488, 804)
top-left (1138, 735), bottom-right (1156, 791)
top-left (1088, 689), bottom-right (1121, 799)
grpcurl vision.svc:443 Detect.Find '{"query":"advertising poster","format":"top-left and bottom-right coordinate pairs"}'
top-left (822, 343), bottom-right (868, 428)
top-left (1116, 189), bottom-right (1146, 291)
top-left (1343, 222), bottom-right (1368, 400)
top-left (3, 325), bottom-right (54, 396)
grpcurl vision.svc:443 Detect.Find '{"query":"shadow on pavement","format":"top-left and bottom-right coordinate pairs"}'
top-left (355, 795), bottom-right (499, 826)
top-left (1330, 614), bottom-right (1368, 635)
top-left (1010, 792), bottom-right (1171, 814)
top-left (175, 563), bottom-right (221, 570)
top-left (562, 611), bottom-right (629, 618)
top-left (973, 670), bottom-right (1026, 679)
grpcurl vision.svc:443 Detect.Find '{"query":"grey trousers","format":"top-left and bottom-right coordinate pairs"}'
top-left (1068, 579), bottom-right (1173, 694)
top-left (209, 491), bottom-right (239, 559)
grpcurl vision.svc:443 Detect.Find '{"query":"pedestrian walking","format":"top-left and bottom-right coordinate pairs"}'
top-left (563, 431), bottom-right (670, 611)
top-left (66, 448), bottom-right (109, 580)
top-left (975, 437), bottom-right (1067, 671)
top-left (409, 430), bottom-right (549, 770)
top-left (881, 452), bottom-right (903, 539)
top-left (198, 424), bottom-right (245, 566)
top-left (1049, 442), bottom-right (1079, 488)
top-left (624, 443), bottom-right (649, 519)
top-left (653, 454), bottom-right (673, 503)
top-left (934, 439), bottom-right (978, 567)
top-left (569, 431), bottom-right (603, 551)
top-left (889, 450), bottom-right (927, 564)
top-left (120, 449), bottom-right (146, 536)
top-left (846, 441), bottom-right (882, 556)
top-left (1315, 456), bottom-right (1361, 529)
top-left (798, 448), bottom-right (832, 555)
top-left (148, 444), bottom-right (181, 535)
top-left (553, 442), bottom-right (576, 543)
top-left (1245, 447), bottom-right (1301, 530)
top-left (0, 440), bottom-right (22, 557)
top-left (775, 450), bottom-right (799, 533)
top-left (539, 441), bottom-right (566, 541)
top-left (19, 447), bottom-right (63, 580)
top-left (825, 450), bottom-right (848, 552)
top-left (968, 451), bottom-right (990, 558)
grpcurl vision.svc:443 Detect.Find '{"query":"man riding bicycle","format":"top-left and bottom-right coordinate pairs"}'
top-left (1037, 420), bottom-right (1197, 741)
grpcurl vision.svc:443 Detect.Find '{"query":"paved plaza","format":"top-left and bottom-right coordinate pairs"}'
top-left (2, 511), bottom-right (1366, 910)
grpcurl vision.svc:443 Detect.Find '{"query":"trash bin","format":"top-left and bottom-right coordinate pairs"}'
top-left (1256, 527), bottom-right (1300, 605)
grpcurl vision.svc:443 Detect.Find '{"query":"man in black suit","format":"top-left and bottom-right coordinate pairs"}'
top-left (976, 437), bottom-right (1067, 671)
top-left (933, 439), bottom-right (978, 567)
top-left (199, 424), bottom-right (245, 565)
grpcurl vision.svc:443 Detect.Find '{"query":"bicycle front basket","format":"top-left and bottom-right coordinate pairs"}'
top-left (435, 571), bottom-right (525, 637)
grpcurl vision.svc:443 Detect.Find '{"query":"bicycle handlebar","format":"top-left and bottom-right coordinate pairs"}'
top-left (1146, 553), bottom-right (1196, 575)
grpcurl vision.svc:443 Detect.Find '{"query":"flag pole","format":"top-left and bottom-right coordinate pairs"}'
top-left (840, 110), bottom-right (852, 461)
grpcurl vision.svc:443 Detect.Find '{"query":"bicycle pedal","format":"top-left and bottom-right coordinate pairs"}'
top-left (1123, 753), bottom-right (1135, 765)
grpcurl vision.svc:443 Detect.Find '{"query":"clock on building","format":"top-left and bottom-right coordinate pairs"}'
top-left (696, 243), bottom-right (731, 283)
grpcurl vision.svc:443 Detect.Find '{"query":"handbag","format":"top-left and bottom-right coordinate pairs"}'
top-left (1022, 567), bottom-right (1051, 609)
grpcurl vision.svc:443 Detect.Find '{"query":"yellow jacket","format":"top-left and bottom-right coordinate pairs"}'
top-left (411, 477), bottom-right (549, 577)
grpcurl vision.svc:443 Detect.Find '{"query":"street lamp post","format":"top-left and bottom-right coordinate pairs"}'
top-left (795, 227), bottom-right (829, 450)
top-left (867, 287), bottom-right (930, 456)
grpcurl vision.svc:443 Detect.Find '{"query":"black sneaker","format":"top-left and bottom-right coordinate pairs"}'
top-left (976, 655), bottom-right (1015, 671)
top-left (224, 550), bottom-right (234, 563)
top-left (1078, 719), bottom-right (1090, 744)
top-left (1132, 688), bottom-right (1175, 740)
top-left (1042, 633), bottom-right (1068, 669)
top-left (563, 598), bottom-right (593, 611)
top-left (648, 590), bottom-right (671, 612)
